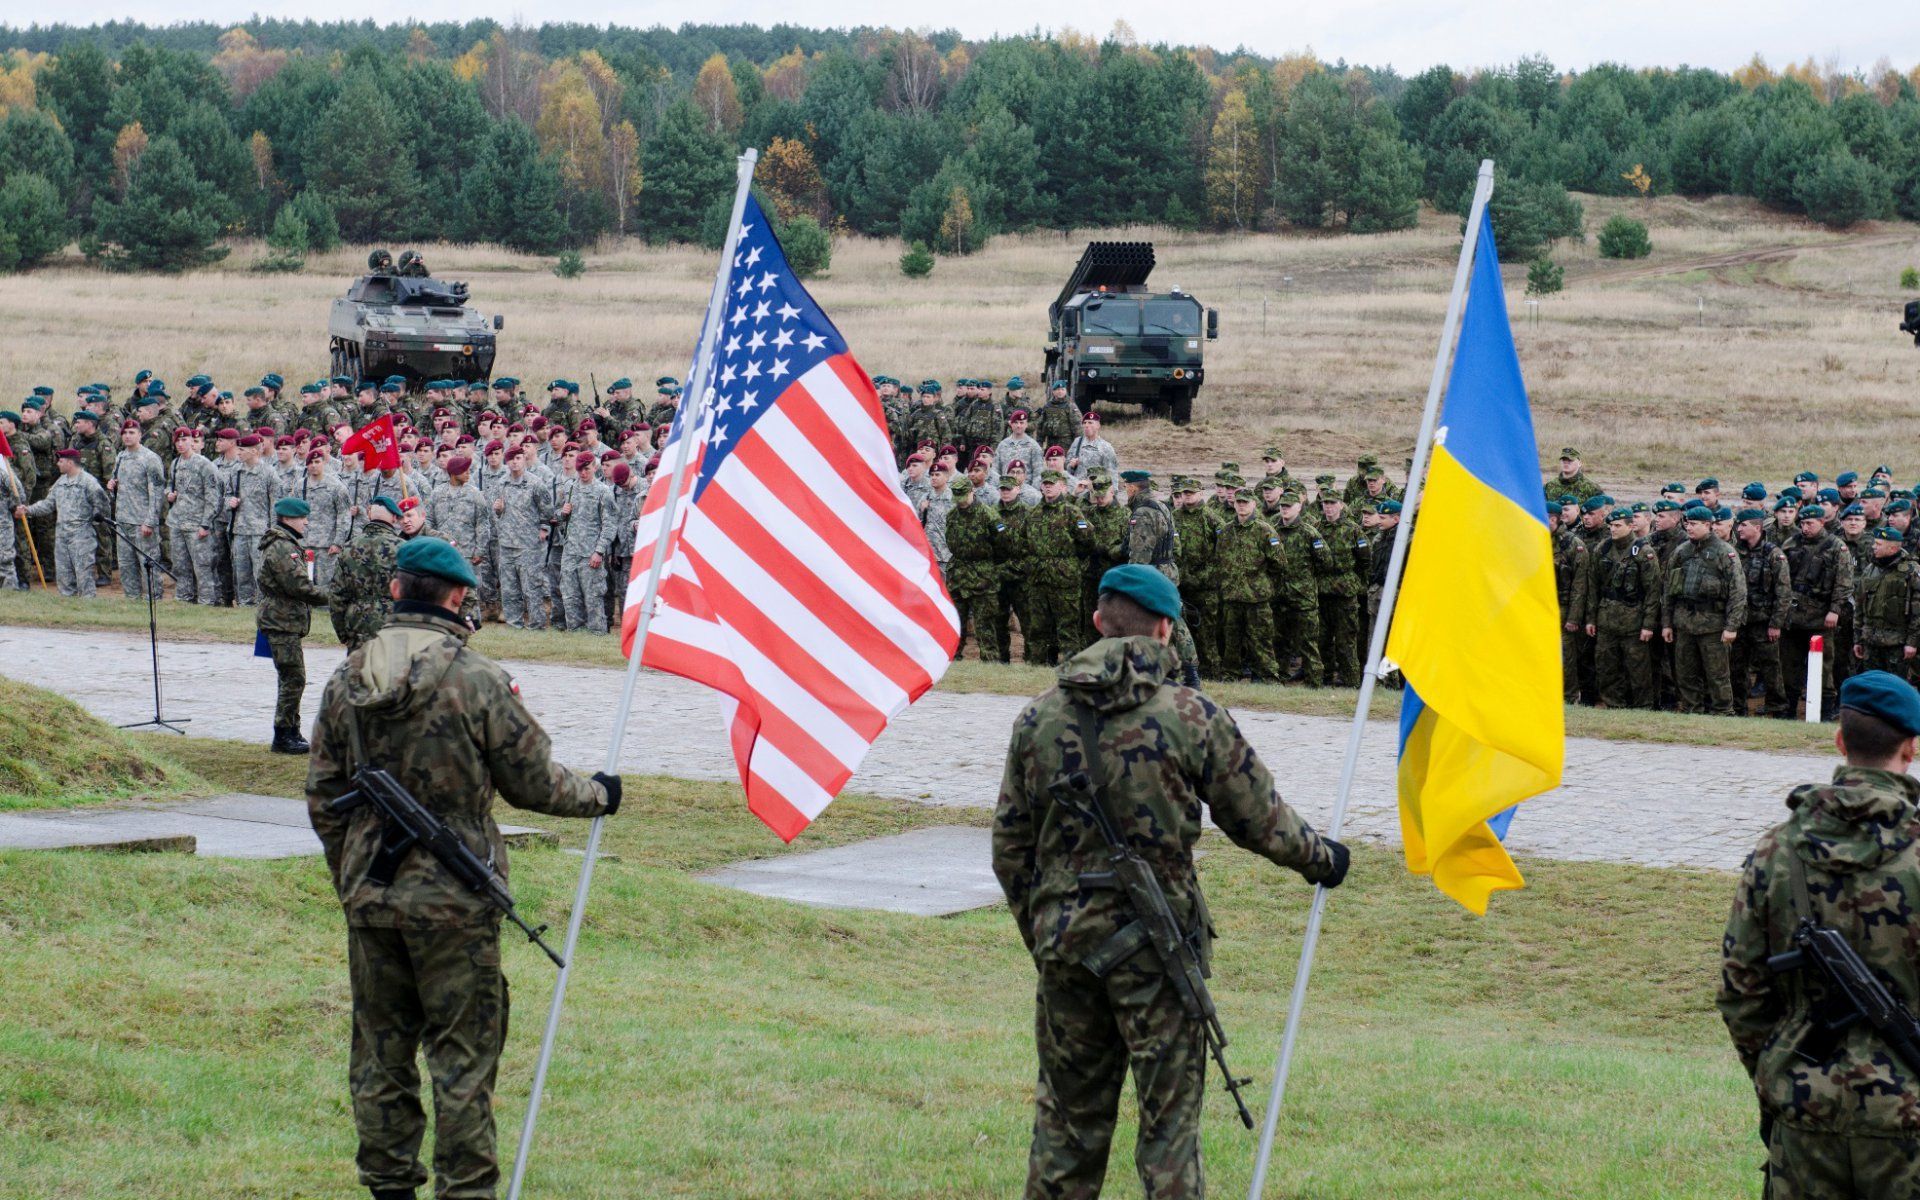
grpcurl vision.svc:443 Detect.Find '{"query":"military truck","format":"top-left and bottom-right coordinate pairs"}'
top-left (328, 250), bottom-right (503, 386)
top-left (1044, 241), bottom-right (1217, 424)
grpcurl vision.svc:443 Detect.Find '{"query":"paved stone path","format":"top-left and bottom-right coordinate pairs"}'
top-left (0, 626), bottom-right (1831, 873)
top-left (698, 826), bottom-right (1002, 915)
top-left (0, 792), bottom-right (548, 858)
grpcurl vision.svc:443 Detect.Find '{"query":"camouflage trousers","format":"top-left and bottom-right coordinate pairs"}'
top-left (1594, 629), bottom-right (1655, 708)
top-left (544, 549), bottom-right (567, 629)
top-left (1025, 563), bottom-right (1082, 667)
top-left (0, 508), bottom-right (15, 588)
top-left (952, 590), bottom-right (997, 662)
top-left (1561, 627), bottom-right (1583, 702)
top-left (265, 633), bottom-right (306, 729)
top-left (987, 580), bottom-right (1023, 664)
top-left (1273, 600), bottom-right (1322, 686)
top-left (1780, 628), bottom-right (1837, 720)
top-left (499, 547), bottom-right (550, 630)
top-left (1222, 599), bottom-right (1278, 681)
top-left (1764, 1123), bottom-right (1920, 1199)
top-left (1857, 643), bottom-right (1915, 679)
top-left (116, 521), bottom-right (163, 600)
top-left (1178, 586), bottom-right (1219, 679)
top-left (1732, 625), bottom-right (1789, 717)
top-left (52, 525), bottom-right (98, 597)
top-left (311, 547), bottom-right (341, 594)
top-left (170, 527), bottom-right (220, 604)
top-left (231, 530), bottom-right (263, 605)
top-left (1025, 957), bottom-right (1205, 1200)
top-left (1318, 591), bottom-right (1360, 687)
top-left (1169, 619), bottom-right (1200, 684)
top-left (347, 922), bottom-right (509, 1200)
top-left (29, 508), bottom-right (56, 586)
top-left (1672, 629), bottom-right (1736, 716)
top-left (559, 556), bottom-right (609, 634)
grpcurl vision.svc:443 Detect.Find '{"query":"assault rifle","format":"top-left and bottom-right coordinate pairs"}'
top-left (328, 765), bottom-right (567, 967)
top-left (1050, 769), bottom-right (1256, 1128)
top-left (1768, 917), bottom-right (1920, 1075)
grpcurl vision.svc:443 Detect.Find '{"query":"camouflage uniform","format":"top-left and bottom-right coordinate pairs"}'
top-left (945, 492), bottom-right (1002, 660)
top-left (165, 453), bottom-right (223, 604)
top-left (992, 635), bottom-right (1340, 1200)
top-left (995, 432), bottom-right (1045, 481)
top-left (1853, 546), bottom-right (1920, 677)
top-left (306, 607), bottom-right (611, 1200)
top-left (1783, 530), bottom-right (1855, 718)
top-left (329, 521), bottom-right (404, 650)
top-left (1663, 534), bottom-right (1747, 716)
top-left (229, 461), bottom-right (282, 605)
top-left (111, 442), bottom-right (168, 599)
top-left (1553, 526), bottom-right (1591, 703)
top-left (903, 401), bottom-right (954, 457)
top-left (495, 474), bottom-right (556, 629)
top-left (962, 396), bottom-right (1007, 464)
top-left (256, 521), bottom-right (329, 732)
top-left (1125, 490), bottom-right (1199, 683)
top-left (1171, 500), bottom-right (1224, 678)
top-left (1719, 766), bottom-right (1920, 1198)
top-left (559, 476), bottom-right (615, 634)
top-left (1022, 494), bottom-right (1092, 665)
top-left (1585, 534), bottom-right (1661, 708)
top-left (1543, 469), bottom-right (1601, 505)
top-left (1078, 493), bottom-right (1129, 650)
top-left (1269, 516), bottom-right (1325, 687)
top-left (426, 481), bottom-right (495, 608)
top-left (1314, 513), bottom-right (1365, 687)
top-left (992, 500), bottom-right (1034, 662)
top-left (22, 469), bottom-right (109, 596)
top-left (1031, 397), bottom-right (1080, 459)
top-left (1216, 512), bottom-right (1283, 680)
top-left (1733, 535), bottom-right (1793, 718)
top-left (298, 472), bottom-right (352, 593)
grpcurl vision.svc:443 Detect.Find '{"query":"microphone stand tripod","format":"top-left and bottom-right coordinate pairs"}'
top-left (105, 520), bottom-right (191, 735)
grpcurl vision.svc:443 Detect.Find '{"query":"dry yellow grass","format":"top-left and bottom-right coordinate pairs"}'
top-left (3, 193), bottom-right (1918, 494)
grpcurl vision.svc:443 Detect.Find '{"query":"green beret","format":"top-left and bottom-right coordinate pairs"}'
top-left (1839, 671), bottom-right (1920, 736)
top-left (273, 497), bottom-right (311, 519)
top-left (655, 376), bottom-right (679, 388)
top-left (1799, 504), bottom-right (1827, 520)
top-left (20, 397), bottom-right (44, 410)
top-left (494, 377), bottom-right (519, 389)
top-left (1837, 471), bottom-right (1860, 486)
top-left (1794, 471), bottom-right (1819, 484)
top-left (1120, 469), bottom-right (1152, 485)
top-left (1580, 496), bottom-right (1610, 512)
top-left (1681, 506), bottom-right (1713, 523)
top-left (1695, 477), bottom-right (1719, 491)
top-left (1652, 499), bottom-right (1681, 513)
top-left (299, 382), bottom-right (321, 395)
top-left (0, 410), bottom-right (20, 425)
top-left (1630, 501), bottom-right (1649, 513)
top-left (1607, 506), bottom-right (1633, 522)
top-left (1864, 488), bottom-right (1886, 499)
top-left (920, 379), bottom-right (942, 393)
top-left (31, 385), bottom-right (53, 397)
top-left (1556, 494), bottom-right (1578, 507)
top-left (1376, 499), bottom-right (1403, 515)
top-left (71, 409), bottom-right (99, 425)
top-left (1875, 527), bottom-right (1905, 542)
top-left (1889, 499), bottom-right (1913, 514)
top-left (396, 536), bottom-right (479, 588)
top-left (1736, 508), bottom-right (1766, 524)
top-left (1006, 376), bottom-right (1025, 389)
top-left (608, 378), bottom-right (632, 391)
top-left (368, 495), bottom-right (403, 518)
top-left (1098, 564), bottom-right (1181, 621)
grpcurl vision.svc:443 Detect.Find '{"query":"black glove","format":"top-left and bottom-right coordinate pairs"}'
top-left (1316, 839), bottom-right (1350, 890)
top-left (592, 771), bottom-right (622, 816)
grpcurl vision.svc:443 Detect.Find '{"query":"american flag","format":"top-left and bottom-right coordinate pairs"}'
top-left (620, 194), bottom-right (960, 841)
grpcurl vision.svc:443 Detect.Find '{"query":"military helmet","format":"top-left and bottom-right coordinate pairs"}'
top-left (368, 248), bottom-right (394, 272)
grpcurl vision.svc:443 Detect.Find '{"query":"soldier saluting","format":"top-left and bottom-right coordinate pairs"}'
top-left (307, 537), bottom-right (619, 1200)
top-left (993, 565), bottom-right (1348, 1199)
top-left (1720, 671), bottom-right (1920, 1195)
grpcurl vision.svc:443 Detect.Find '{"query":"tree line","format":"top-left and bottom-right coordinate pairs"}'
top-left (0, 21), bottom-right (1916, 273)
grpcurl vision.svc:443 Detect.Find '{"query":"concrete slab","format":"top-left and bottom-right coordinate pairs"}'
top-left (0, 795), bottom-right (548, 861)
top-left (698, 826), bottom-right (1003, 916)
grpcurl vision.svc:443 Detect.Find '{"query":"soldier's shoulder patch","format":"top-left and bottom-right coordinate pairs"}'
top-left (1312, 539), bottom-right (1325, 549)
top-left (1356, 538), bottom-right (1368, 548)
top-left (1076, 520), bottom-right (1088, 529)
top-left (1268, 537), bottom-right (1279, 546)
top-left (1630, 544), bottom-right (1641, 556)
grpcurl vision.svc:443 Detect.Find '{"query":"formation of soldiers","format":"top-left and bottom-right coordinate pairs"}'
top-left (1547, 448), bottom-right (1920, 719)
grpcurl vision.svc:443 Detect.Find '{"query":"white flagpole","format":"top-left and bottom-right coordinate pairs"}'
top-left (507, 147), bottom-right (759, 1200)
top-left (1245, 159), bottom-right (1497, 1199)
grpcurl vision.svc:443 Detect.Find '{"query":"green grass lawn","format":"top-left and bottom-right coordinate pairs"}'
top-left (2, 734), bottom-right (1760, 1198)
top-left (0, 678), bottom-right (205, 811)
top-left (6, 589), bottom-right (1833, 755)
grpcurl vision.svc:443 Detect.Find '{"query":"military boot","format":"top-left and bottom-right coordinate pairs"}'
top-left (270, 726), bottom-right (310, 754)
top-left (370, 1190), bottom-right (415, 1200)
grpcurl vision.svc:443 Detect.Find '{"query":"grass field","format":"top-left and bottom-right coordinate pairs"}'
top-left (1, 733), bottom-right (1759, 1198)
top-left (0, 589), bottom-right (1835, 755)
top-left (3, 194), bottom-right (1918, 492)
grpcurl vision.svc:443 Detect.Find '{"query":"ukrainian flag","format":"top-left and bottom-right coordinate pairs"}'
top-left (1385, 209), bottom-right (1564, 914)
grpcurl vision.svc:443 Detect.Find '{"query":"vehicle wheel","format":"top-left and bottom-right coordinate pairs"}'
top-left (329, 346), bottom-right (345, 379)
top-left (1170, 389), bottom-right (1194, 425)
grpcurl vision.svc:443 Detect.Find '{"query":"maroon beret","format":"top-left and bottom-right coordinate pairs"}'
top-left (121, 419), bottom-right (141, 432)
top-left (56, 447), bottom-right (81, 460)
top-left (610, 463), bottom-right (632, 485)
top-left (574, 452), bottom-right (596, 470)
top-left (216, 427), bottom-right (241, 440)
top-left (446, 455), bottom-right (472, 475)
top-left (306, 449), bottom-right (327, 463)
top-left (1009, 408), bottom-right (1029, 420)
top-left (237, 434), bottom-right (263, 448)
top-left (484, 439), bottom-right (504, 454)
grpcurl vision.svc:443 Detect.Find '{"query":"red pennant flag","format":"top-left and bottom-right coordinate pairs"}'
top-left (342, 414), bottom-right (400, 472)
top-left (0, 427), bottom-right (12, 459)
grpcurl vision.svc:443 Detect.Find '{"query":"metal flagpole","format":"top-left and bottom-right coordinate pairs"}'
top-left (506, 147), bottom-right (759, 1200)
top-left (1246, 159), bottom-right (1497, 1199)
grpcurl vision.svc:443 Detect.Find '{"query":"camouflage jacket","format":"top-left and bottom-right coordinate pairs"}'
top-left (920, 483), bottom-right (955, 564)
top-left (994, 434), bottom-right (1044, 481)
top-left (1125, 492), bottom-right (1178, 584)
top-left (229, 461), bottom-right (281, 536)
top-left (493, 473), bottom-right (556, 553)
top-left (1854, 550), bottom-right (1920, 649)
top-left (166, 453), bottom-right (221, 532)
top-left (1663, 534), bottom-right (1748, 634)
top-left (426, 481), bottom-right (494, 560)
top-left (609, 482), bottom-right (644, 557)
top-left (1216, 515), bottom-right (1283, 603)
top-left (1081, 500), bottom-right (1128, 580)
top-left (1313, 514), bottom-right (1362, 597)
top-left (1784, 531), bottom-right (1855, 631)
top-left (1736, 536), bottom-right (1792, 631)
top-left (24, 469), bottom-right (109, 531)
top-left (961, 399), bottom-right (1006, 451)
top-left (903, 404), bottom-right (953, 454)
top-left (561, 478), bottom-right (616, 561)
top-left (256, 523), bottom-right (328, 636)
top-left (70, 432), bottom-right (115, 489)
top-left (943, 499), bottom-right (1000, 596)
top-left (1554, 528), bottom-right (1589, 626)
top-left (1719, 766), bottom-right (1920, 1134)
top-left (1031, 399), bottom-right (1079, 456)
top-left (1269, 518), bottom-right (1322, 608)
top-left (1026, 495), bottom-right (1091, 577)
top-left (306, 606), bottom-right (610, 928)
top-left (299, 473), bottom-right (352, 551)
top-left (329, 521), bottom-right (403, 648)
top-left (112, 444), bottom-right (168, 527)
top-left (1544, 470), bottom-right (1602, 504)
top-left (992, 636), bottom-right (1339, 965)
top-left (1173, 504), bottom-right (1225, 590)
top-left (1065, 435), bottom-right (1119, 481)
top-left (1586, 535), bottom-right (1662, 635)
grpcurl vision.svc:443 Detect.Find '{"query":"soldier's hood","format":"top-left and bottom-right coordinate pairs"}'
top-left (340, 613), bottom-right (468, 719)
top-left (1784, 766), bottom-right (1920, 873)
top-left (1054, 635), bottom-right (1178, 713)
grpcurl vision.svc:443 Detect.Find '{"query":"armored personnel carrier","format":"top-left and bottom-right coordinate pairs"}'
top-left (1043, 241), bottom-right (1217, 424)
top-left (328, 249), bottom-right (503, 386)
